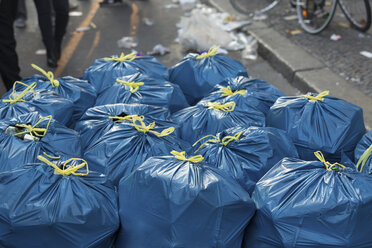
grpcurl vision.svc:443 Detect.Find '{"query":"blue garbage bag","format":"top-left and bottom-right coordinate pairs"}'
top-left (0, 156), bottom-right (119, 248)
top-left (355, 130), bottom-right (372, 174)
top-left (0, 81), bottom-right (74, 125)
top-left (116, 151), bottom-right (256, 248)
top-left (195, 126), bottom-right (298, 194)
top-left (83, 52), bottom-right (169, 94)
top-left (171, 99), bottom-right (265, 144)
top-left (200, 76), bottom-right (284, 114)
top-left (83, 117), bottom-right (190, 185)
top-left (95, 72), bottom-right (189, 113)
top-left (0, 112), bottom-right (82, 172)
top-left (168, 46), bottom-right (248, 105)
top-left (75, 103), bottom-right (171, 151)
top-left (267, 91), bottom-right (365, 162)
top-left (7, 64), bottom-right (97, 126)
top-left (244, 153), bottom-right (372, 248)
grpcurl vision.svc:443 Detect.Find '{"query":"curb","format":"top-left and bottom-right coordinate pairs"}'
top-left (208, 0), bottom-right (372, 129)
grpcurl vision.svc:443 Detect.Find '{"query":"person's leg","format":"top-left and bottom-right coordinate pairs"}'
top-left (34, 0), bottom-right (57, 67)
top-left (0, 0), bottom-right (21, 90)
top-left (52, 0), bottom-right (69, 61)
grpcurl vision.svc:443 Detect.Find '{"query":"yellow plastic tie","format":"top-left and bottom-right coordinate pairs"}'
top-left (104, 52), bottom-right (137, 62)
top-left (2, 81), bottom-right (36, 104)
top-left (42, 152), bottom-right (61, 160)
top-left (193, 131), bottom-right (243, 153)
top-left (301, 90), bottom-right (330, 101)
top-left (31, 64), bottom-right (60, 87)
top-left (37, 155), bottom-right (89, 176)
top-left (207, 101), bottom-right (236, 112)
top-left (196, 45), bottom-right (220, 59)
top-left (130, 119), bottom-right (174, 137)
top-left (171, 151), bottom-right (204, 163)
top-left (116, 79), bottom-right (144, 93)
top-left (356, 145), bottom-right (372, 173)
top-left (220, 86), bottom-right (246, 97)
top-left (314, 151), bottom-right (346, 171)
top-left (109, 114), bottom-right (144, 123)
top-left (14, 115), bottom-right (52, 138)
top-left (220, 131), bottom-right (243, 146)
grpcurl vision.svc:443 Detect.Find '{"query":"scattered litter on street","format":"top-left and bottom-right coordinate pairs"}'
top-left (330, 34), bottom-right (342, 41)
top-left (360, 51), bottom-right (372, 58)
top-left (241, 35), bottom-right (258, 60)
top-left (285, 28), bottom-right (302, 35)
top-left (179, 0), bottom-right (196, 10)
top-left (76, 27), bottom-right (90, 32)
top-left (337, 22), bottom-right (350, 28)
top-left (164, 4), bottom-right (179, 9)
top-left (35, 49), bottom-right (46, 55)
top-left (142, 18), bottom-right (154, 26)
top-left (358, 33), bottom-right (365, 39)
top-left (69, 11), bottom-right (83, 17)
top-left (147, 44), bottom-right (170, 56)
top-left (117, 36), bottom-right (138, 49)
top-left (284, 15), bottom-right (297, 21)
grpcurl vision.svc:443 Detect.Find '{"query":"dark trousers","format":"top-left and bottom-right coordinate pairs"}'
top-left (0, 0), bottom-right (21, 90)
top-left (17, 0), bottom-right (27, 20)
top-left (33, 0), bottom-right (69, 54)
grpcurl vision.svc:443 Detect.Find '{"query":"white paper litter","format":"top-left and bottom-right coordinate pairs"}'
top-left (147, 44), bottom-right (170, 56)
top-left (35, 49), bottom-right (46, 55)
top-left (360, 51), bottom-right (372, 58)
top-left (142, 17), bottom-right (154, 26)
top-left (117, 36), bottom-right (138, 49)
top-left (69, 11), bottom-right (83, 17)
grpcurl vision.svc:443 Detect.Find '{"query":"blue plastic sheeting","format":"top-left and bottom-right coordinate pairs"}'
top-left (267, 93), bottom-right (365, 162)
top-left (168, 53), bottom-right (248, 105)
top-left (0, 112), bottom-right (82, 172)
top-left (75, 103), bottom-right (171, 151)
top-left (83, 55), bottom-right (169, 94)
top-left (83, 120), bottom-right (190, 185)
top-left (200, 76), bottom-right (284, 114)
top-left (196, 126), bottom-right (298, 194)
top-left (171, 99), bottom-right (265, 144)
top-left (0, 162), bottom-right (119, 248)
top-left (244, 157), bottom-right (372, 248)
top-left (355, 130), bottom-right (372, 174)
top-left (0, 88), bottom-right (74, 126)
top-left (116, 153), bottom-right (256, 248)
top-left (95, 72), bottom-right (188, 113)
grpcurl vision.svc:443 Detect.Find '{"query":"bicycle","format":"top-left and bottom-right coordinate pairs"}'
top-left (297, 0), bottom-right (371, 34)
top-left (229, 0), bottom-right (297, 16)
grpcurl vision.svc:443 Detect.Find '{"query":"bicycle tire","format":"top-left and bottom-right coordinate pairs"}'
top-left (338, 0), bottom-right (371, 32)
top-left (297, 0), bottom-right (338, 34)
top-left (229, 0), bottom-right (281, 16)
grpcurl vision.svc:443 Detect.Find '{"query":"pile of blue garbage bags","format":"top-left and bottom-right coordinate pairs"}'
top-left (0, 47), bottom-right (371, 248)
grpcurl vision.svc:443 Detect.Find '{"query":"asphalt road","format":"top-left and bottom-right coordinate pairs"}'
top-left (2, 0), bottom-right (299, 96)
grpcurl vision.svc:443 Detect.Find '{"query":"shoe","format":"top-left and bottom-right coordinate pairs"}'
top-left (69, 2), bottom-right (79, 10)
top-left (15, 17), bottom-right (26, 29)
top-left (47, 50), bottom-right (57, 68)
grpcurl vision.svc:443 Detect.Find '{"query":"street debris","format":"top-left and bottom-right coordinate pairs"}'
top-left (179, 0), bottom-right (196, 10)
top-left (147, 44), bottom-right (170, 56)
top-left (241, 35), bottom-right (258, 60)
top-left (285, 28), bottom-right (302, 35)
top-left (360, 51), bottom-right (372, 59)
top-left (284, 15), bottom-right (297, 21)
top-left (175, 4), bottom-right (256, 57)
top-left (330, 34), bottom-right (342, 41)
top-left (75, 22), bottom-right (96, 32)
top-left (337, 22), bottom-right (350, 28)
top-left (35, 49), bottom-right (46, 55)
top-left (142, 17), bottom-right (154, 26)
top-left (164, 4), bottom-right (179, 9)
top-left (69, 11), bottom-right (83, 17)
top-left (253, 14), bottom-right (268, 21)
top-left (117, 36), bottom-right (138, 49)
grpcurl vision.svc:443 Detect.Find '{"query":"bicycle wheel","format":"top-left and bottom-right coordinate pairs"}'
top-left (229, 0), bottom-right (281, 16)
top-left (297, 0), bottom-right (338, 34)
top-left (338, 0), bottom-right (371, 32)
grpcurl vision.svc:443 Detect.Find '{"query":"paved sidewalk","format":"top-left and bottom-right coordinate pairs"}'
top-left (209, 0), bottom-right (372, 129)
